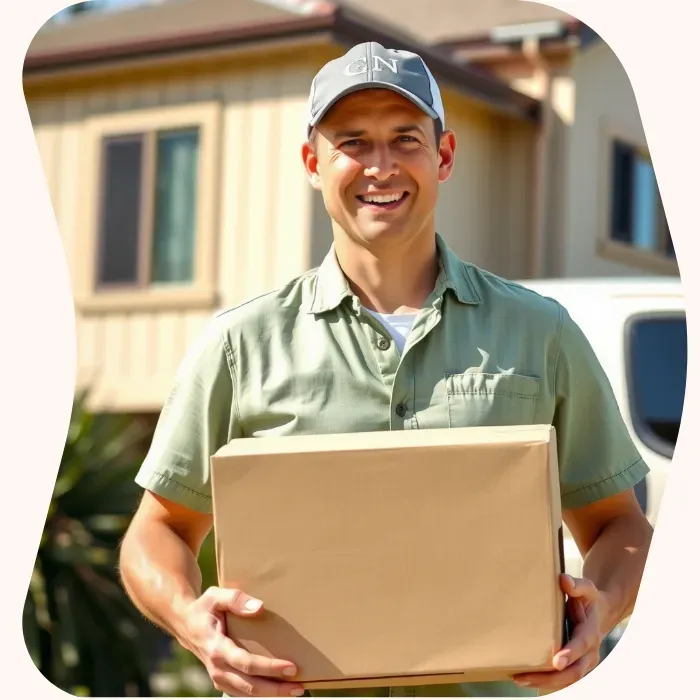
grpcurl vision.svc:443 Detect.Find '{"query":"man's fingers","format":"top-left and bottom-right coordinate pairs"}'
top-left (560, 574), bottom-right (599, 600)
top-left (204, 586), bottom-right (265, 616)
top-left (207, 637), bottom-right (303, 696)
top-left (566, 596), bottom-right (587, 626)
top-left (513, 650), bottom-right (598, 691)
top-left (210, 668), bottom-right (304, 698)
top-left (196, 588), bottom-right (302, 694)
top-left (227, 645), bottom-right (299, 680)
top-left (553, 615), bottom-right (599, 671)
top-left (209, 635), bottom-right (298, 680)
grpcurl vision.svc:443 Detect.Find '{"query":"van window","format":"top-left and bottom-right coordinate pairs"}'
top-left (626, 313), bottom-right (686, 457)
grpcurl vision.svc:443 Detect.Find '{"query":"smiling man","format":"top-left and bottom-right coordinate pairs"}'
top-left (119, 42), bottom-right (653, 698)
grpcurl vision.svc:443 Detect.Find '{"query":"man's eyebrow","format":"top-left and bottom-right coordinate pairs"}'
top-left (332, 129), bottom-right (366, 140)
top-left (331, 124), bottom-right (425, 140)
top-left (393, 124), bottom-right (424, 134)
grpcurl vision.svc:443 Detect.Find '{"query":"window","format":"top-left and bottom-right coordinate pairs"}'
top-left (97, 128), bottom-right (200, 288)
top-left (610, 139), bottom-right (673, 259)
top-left (626, 313), bottom-right (686, 458)
top-left (77, 102), bottom-right (221, 312)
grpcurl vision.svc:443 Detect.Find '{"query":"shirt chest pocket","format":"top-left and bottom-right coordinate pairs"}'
top-left (445, 372), bottom-right (541, 427)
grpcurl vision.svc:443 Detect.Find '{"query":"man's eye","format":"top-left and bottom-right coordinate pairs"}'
top-left (398, 135), bottom-right (418, 142)
top-left (340, 139), bottom-right (364, 147)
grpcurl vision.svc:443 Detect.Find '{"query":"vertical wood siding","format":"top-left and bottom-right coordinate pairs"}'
top-left (25, 53), bottom-right (534, 411)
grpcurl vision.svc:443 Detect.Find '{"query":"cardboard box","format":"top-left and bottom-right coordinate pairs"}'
top-left (211, 425), bottom-right (567, 689)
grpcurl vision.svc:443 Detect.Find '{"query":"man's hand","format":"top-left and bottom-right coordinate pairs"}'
top-left (181, 586), bottom-right (305, 698)
top-left (512, 574), bottom-right (608, 692)
top-left (119, 494), bottom-right (305, 696)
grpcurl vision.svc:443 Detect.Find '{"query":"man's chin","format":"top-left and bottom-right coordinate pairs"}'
top-left (355, 223), bottom-right (408, 244)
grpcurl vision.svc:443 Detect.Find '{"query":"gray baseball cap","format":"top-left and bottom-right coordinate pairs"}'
top-left (307, 42), bottom-right (446, 136)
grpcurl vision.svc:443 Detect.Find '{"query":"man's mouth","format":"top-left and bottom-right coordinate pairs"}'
top-left (356, 191), bottom-right (409, 210)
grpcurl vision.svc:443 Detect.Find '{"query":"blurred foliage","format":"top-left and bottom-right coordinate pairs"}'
top-left (21, 390), bottom-right (228, 696)
top-left (22, 390), bottom-right (162, 696)
top-left (152, 640), bottom-right (219, 697)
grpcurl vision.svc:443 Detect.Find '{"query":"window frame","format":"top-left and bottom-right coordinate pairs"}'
top-left (623, 309), bottom-right (686, 460)
top-left (596, 118), bottom-right (678, 275)
top-left (94, 131), bottom-right (152, 291)
top-left (76, 101), bottom-right (222, 312)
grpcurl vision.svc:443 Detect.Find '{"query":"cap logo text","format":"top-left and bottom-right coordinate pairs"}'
top-left (344, 55), bottom-right (399, 76)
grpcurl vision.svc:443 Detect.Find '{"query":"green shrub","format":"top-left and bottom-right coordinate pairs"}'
top-left (23, 392), bottom-right (162, 696)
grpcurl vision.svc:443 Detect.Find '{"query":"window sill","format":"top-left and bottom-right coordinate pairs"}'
top-left (75, 287), bottom-right (219, 314)
top-left (596, 239), bottom-right (679, 276)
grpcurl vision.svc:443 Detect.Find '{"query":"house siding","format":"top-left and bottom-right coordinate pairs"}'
top-left (563, 39), bottom-right (671, 277)
top-left (25, 45), bottom-right (536, 411)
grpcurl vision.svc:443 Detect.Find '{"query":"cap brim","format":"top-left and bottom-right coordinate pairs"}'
top-left (307, 81), bottom-right (441, 135)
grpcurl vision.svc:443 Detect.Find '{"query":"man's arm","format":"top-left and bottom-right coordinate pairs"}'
top-left (511, 301), bottom-right (655, 693)
top-left (565, 487), bottom-right (653, 633)
top-left (119, 491), bottom-right (212, 642)
top-left (512, 487), bottom-right (653, 691)
top-left (119, 491), bottom-right (304, 697)
top-left (116, 320), bottom-right (303, 696)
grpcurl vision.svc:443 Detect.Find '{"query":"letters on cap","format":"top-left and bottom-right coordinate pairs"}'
top-left (343, 55), bottom-right (400, 76)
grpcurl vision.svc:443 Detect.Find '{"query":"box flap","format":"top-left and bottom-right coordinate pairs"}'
top-left (212, 425), bottom-right (555, 459)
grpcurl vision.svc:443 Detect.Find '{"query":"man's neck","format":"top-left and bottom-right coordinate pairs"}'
top-left (333, 232), bottom-right (439, 314)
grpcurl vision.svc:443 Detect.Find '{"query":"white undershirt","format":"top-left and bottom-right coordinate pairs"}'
top-left (364, 308), bottom-right (418, 354)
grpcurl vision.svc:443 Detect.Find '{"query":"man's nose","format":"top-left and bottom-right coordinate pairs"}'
top-left (364, 144), bottom-right (399, 180)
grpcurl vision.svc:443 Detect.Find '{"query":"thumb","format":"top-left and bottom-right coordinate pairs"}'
top-left (205, 587), bottom-right (264, 616)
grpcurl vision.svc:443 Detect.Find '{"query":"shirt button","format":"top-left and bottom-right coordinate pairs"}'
top-left (377, 337), bottom-right (390, 351)
top-left (395, 403), bottom-right (407, 418)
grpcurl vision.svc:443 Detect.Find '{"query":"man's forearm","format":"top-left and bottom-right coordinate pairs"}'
top-left (119, 520), bottom-right (204, 647)
top-left (580, 511), bottom-right (653, 634)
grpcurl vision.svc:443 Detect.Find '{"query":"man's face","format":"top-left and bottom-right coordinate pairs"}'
top-left (302, 89), bottom-right (456, 250)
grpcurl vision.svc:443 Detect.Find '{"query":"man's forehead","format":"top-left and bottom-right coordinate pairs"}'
top-left (322, 88), bottom-right (428, 123)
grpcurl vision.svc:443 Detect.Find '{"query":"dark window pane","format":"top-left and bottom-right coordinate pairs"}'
top-left (628, 315), bottom-right (687, 455)
top-left (98, 135), bottom-right (143, 285)
top-left (611, 139), bottom-right (670, 256)
top-left (151, 129), bottom-right (199, 284)
top-left (611, 140), bottom-right (634, 243)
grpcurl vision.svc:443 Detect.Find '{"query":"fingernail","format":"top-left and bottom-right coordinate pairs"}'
top-left (554, 654), bottom-right (570, 670)
top-left (515, 680), bottom-right (531, 687)
top-left (291, 689), bottom-right (304, 696)
top-left (283, 666), bottom-right (298, 677)
top-left (244, 598), bottom-right (262, 612)
top-left (566, 575), bottom-right (576, 588)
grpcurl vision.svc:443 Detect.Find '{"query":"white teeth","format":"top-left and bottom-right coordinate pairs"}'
top-left (360, 193), bottom-right (403, 204)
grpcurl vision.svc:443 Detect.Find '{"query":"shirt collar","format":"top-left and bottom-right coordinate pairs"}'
top-left (308, 244), bottom-right (355, 314)
top-left (433, 233), bottom-right (482, 306)
top-left (307, 234), bottom-right (482, 315)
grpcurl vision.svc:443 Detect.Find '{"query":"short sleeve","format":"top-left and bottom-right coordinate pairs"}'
top-left (135, 317), bottom-right (240, 513)
top-left (554, 305), bottom-right (649, 510)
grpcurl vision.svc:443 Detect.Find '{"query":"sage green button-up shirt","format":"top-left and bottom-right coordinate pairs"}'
top-left (136, 235), bottom-right (647, 697)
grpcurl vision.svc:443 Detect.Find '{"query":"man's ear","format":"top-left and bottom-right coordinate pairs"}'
top-left (301, 141), bottom-right (322, 191)
top-left (437, 129), bottom-right (457, 184)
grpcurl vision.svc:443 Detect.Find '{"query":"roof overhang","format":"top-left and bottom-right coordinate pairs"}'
top-left (23, 6), bottom-right (541, 123)
top-left (439, 16), bottom-right (583, 48)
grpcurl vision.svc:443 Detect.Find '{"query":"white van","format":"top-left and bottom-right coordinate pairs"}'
top-left (518, 277), bottom-right (686, 655)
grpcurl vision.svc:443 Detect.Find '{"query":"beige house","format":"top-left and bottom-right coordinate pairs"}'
top-left (345, 0), bottom-right (676, 278)
top-left (454, 21), bottom-right (676, 278)
top-left (23, 0), bottom-right (675, 414)
top-left (562, 32), bottom-right (675, 277)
